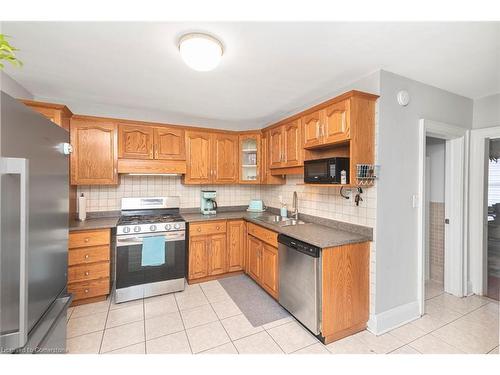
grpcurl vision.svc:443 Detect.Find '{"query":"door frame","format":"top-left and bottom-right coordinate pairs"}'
top-left (417, 119), bottom-right (469, 315)
top-left (469, 126), bottom-right (500, 295)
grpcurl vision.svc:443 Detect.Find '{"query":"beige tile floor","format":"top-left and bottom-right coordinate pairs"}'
top-left (66, 279), bottom-right (499, 354)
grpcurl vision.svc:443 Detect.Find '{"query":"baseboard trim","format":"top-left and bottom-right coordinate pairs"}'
top-left (367, 300), bottom-right (420, 335)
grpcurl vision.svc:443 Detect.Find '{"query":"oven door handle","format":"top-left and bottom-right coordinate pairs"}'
top-left (116, 233), bottom-right (185, 247)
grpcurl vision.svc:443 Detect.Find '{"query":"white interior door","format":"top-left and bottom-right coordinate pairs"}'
top-left (444, 137), bottom-right (465, 297)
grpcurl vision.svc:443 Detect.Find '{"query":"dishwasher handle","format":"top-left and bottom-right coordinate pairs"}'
top-left (277, 234), bottom-right (320, 258)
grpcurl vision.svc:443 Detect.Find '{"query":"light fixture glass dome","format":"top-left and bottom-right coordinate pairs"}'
top-left (179, 33), bottom-right (223, 72)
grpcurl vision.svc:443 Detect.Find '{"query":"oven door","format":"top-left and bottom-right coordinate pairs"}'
top-left (304, 159), bottom-right (332, 183)
top-left (115, 231), bottom-right (186, 289)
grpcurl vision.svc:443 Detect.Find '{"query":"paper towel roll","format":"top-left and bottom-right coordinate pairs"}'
top-left (78, 194), bottom-right (87, 221)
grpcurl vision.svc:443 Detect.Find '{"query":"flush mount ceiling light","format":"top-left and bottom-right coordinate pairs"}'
top-left (178, 33), bottom-right (223, 72)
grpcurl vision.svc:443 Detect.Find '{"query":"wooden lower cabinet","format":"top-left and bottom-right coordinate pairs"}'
top-left (246, 232), bottom-right (279, 300)
top-left (188, 236), bottom-right (209, 280)
top-left (247, 235), bottom-right (262, 281)
top-left (261, 243), bottom-right (279, 298)
top-left (68, 229), bottom-right (111, 306)
top-left (207, 234), bottom-right (227, 276)
top-left (227, 220), bottom-right (246, 272)
top-left (321, 241), bottom-right (370, 344)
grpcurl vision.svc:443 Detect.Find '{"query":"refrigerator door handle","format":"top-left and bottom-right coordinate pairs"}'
top-left (0, 157), bottom-right (29, 350)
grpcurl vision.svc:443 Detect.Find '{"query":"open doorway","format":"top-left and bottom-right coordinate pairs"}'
top-left (424, 137), bottom-right (446, 300)
top-left (486, 139), bottom-right (500, 300)
top-left (418, 119), bottom-right (468, 315)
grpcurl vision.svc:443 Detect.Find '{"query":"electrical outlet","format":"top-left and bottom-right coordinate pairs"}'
top-left (412, 194), bottom-right (419, 208)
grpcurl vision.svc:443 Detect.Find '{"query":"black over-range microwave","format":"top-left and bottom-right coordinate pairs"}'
top-left (304, 157), bottom-right (350, 184)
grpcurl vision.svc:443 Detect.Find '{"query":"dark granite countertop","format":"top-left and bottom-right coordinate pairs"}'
top-left (69, 214), bottom-right (120, 232)
top-left (68, 207), bottom-right (372, 248)
top-left (181, 210), bottom-right (371, 249)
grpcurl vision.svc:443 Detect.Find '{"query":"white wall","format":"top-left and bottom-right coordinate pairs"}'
top-left (0, 71), bottom-right (33, 99)
top-left (426, 139), bottom-right (446, 203)
top-left (373, 70), bottom-right (473, 327)
top-left (472, 93), bottom-right (500, 129)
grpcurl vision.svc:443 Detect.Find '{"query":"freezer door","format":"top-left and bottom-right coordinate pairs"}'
top-left (1, 92), bottom-right (69, 352)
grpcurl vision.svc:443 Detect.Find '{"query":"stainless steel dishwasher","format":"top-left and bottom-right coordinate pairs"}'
top-left (278, 234), bottom-right (321, 335)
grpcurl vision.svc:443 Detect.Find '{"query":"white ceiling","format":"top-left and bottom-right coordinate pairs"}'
top-left (2, 22), bottom-right (499, 129)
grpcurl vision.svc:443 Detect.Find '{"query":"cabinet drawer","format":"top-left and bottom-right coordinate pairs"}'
top-left (68, 278), bottom-right (110, 301)
top-left (190, 221), bottom-right (227, 237)
top-left (69, 229), bottom-right (110, 249)
top-left (247, 223), bottom-right (278, 248)
top-left (68, 245), bottom-right (110, 266)
top-left (68, 261), bottom-right (110, 283)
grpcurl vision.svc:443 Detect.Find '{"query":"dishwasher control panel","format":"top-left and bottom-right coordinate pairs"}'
top-left (277, 234), bottom-right (320, 257)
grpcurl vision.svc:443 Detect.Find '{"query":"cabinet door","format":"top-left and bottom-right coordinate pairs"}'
top-left (283, 119), bottom-right (302, 167)
top-left (323, 99), bottom-right (350, 145)
top-left (227, 220), bottom-right (245, 272)
top-left (269, 127), bottom-right (284, 169)
top-left (188, 236), bottom-right (209, 280)
top-left (247, 235), bottom-right (262, 282)
top-left (154, 126), bottom-right (186, 160)
top-left (70, 118), bottom-right (118, 185)
top-left (118, 124), bottom-right (154, 159)
top-left (302, 110), bottom-right (323, 148)
top-left (185, 131), bottom-right (212, 184)
top-left (261, 243), bottom-right (279, 299)
top-left (239, 134), bottom-right (260, 184)
top-left (208, 234), bottom-right (227, 276)
top-left (213, 133), bottom-right (238, 184)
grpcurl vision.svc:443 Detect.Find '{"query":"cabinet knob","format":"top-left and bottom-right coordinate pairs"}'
top-left (84, 238), bottom-right (90, 243)
top-left (197, 227), bottom-right (201, 232)
top-left (84, 289), bottom-right (89, 294)
top-left (216, 226), bottom-right (220, 230)
top-left (84, 271), bottom-right (90, 276)
top-left (84, 254), bottom-right (89, 259)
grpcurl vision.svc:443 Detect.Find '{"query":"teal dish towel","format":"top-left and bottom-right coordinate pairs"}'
top-left (141, 236), bottom-right (165, 267)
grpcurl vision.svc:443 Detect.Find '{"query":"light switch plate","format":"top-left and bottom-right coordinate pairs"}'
top-left (412, 194), bottom-right (419, 208)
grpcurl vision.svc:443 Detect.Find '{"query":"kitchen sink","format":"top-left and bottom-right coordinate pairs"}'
top-left (280, 219), bottom-right (308, 226)
top-left (254, 215), bottom-right (308, 226)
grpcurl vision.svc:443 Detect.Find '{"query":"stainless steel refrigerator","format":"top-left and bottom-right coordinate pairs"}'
top-left (0, 91), bottom-right (71, 354)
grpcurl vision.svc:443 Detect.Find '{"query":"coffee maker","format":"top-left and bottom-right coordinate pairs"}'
top-left (200, 190), bottom-right (217, 215)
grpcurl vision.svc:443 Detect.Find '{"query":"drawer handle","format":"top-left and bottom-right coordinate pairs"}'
top-left (84, 289), bottom-right (89, 294)
top-left (84, 238), bottom-right (90, 243)
top-left (84, 254), bottom-right (90, 259)
top-left (216, 226), bottom-right (220, 230)
top-left (84, 271), bottom-right (90, 276)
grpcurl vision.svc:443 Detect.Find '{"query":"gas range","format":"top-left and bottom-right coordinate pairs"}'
top-left (113, 196), bottom-right (187, 304)
top-left (116, 197), bottom-right (185, 235)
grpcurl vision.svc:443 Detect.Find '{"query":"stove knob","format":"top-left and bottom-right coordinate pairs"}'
top-left (123, 227), bottom-right (131, 234)
top-left (174, 223), bottom-right (180, 230)
top-left (150, 225), bottom-right (157, 232)
top-left (134, 226), bottom-right (141, 233)
top-left (165, 224), bottom-right (171, 231)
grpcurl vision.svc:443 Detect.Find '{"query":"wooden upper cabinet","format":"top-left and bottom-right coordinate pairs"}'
top-left (283, 119), bottom-right (302, 167)
top-left (302, 110), bottom-right (323, 148)
top-left (22, 100), bottom-right (72, 131)
top-left (185, 131), bottom-right (212, 184)
top-left (208, 233), bottom-right (227, 276)
top-left (261, 243), bottom-right (279, 299)
top-left (118, 124), bottom-right (154, 159)
top-left (302, 98), bottom-right (352, 149)
top-left (239, 133), bottom-right (261, 184)
top-left (70, 118), bottom-right (118, 185)
top-left (154, 127), bottom-right (185, 160)
top-left (212, 133), bottom-right (238, 184)
top-left (323, 100), bottom-right (350, 144)
top-left (227, 220), bottom-right (246, 272)
top-left (269, 127), bottom-right (284, 169)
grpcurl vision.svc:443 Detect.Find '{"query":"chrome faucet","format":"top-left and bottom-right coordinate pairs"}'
top-left (292, 191), bottom-right (299, 220)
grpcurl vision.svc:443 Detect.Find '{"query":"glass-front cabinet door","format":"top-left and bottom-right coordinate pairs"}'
top-left (239, 133), bottom-right (261, 184)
